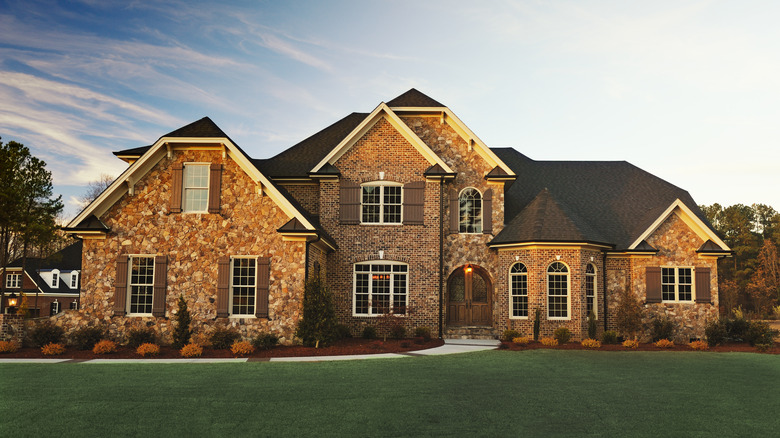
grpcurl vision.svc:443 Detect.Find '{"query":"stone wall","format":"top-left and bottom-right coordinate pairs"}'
top-left (0, 314), bottom-right (24, 344)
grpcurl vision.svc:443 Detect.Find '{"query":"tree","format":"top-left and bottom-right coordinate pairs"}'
top-left (79, 173), bottom-right (115, 207)
top-left (172, 295), bottom-right (192, 349)
top-left (615, 288), bottom-right (643, 340)
top-left (295, 274), bottom-right (337, 347)
top-left (747, 240), bottom-right (780, 316)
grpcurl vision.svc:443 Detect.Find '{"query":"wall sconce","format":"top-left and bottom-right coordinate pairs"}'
top-left (7, 292), bottom-right (18, 314)
top-left (464, 264), bottom-right (473, 273)
top-left (379, 250), bottom-right (384, 260)
top-left (590, 256), bottom-right (594, 262)
top-left (379, 171), bottom-right (385, 180)
top-left (556, 255), bottom-right (561, 261)
top-left (515, 255), bottom-right (519, 261)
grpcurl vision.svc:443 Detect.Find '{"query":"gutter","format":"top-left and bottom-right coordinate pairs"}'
top-left (602, 250), bottom-right (608, 332)
top-left (438, 179), bottom-right (445, 339)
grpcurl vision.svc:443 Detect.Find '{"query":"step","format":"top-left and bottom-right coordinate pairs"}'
top-left (443, 326), bottom-right (499, 340)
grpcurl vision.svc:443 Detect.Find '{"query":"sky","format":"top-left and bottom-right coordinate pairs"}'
top-left (1, 0), bottom-right (778, 221)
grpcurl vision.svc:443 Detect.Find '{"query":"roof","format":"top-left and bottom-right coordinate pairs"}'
top-left (7, 241), bottom-right (82, 294)
top-left (113, 117), bottom-right (233, 159)
top-left (491, 148), bottom-right (713, 250)
top-left (386, 88), bottom-right (445, 108)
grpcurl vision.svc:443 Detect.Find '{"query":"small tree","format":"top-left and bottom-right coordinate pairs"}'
top-left (587, 311), bottom-right (597, 340)
top-left (533, 308), bottom-right (541, 341)
top-left (615, 288), bottom-right (643, 340)
top-left (172, 295), bottom-right (191, 349)
top-left (295, 275), bottom-right (337, 347)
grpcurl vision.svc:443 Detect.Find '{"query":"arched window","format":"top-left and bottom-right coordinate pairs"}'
top-left (459, 188), bottom-right (482, 233)
top-left (547, 262), bottom-right (569, 319)
top-left (585, 263), bottom-right (597, 318)
top-left (510, 263), bottom-right (528, 318)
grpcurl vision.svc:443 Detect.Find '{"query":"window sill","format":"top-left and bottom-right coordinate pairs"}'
top-left (229, 315), bottom-right (257, 319)
top-left (359, 223), bottom-right (402, 226)
top-left (509, 316), bottom-right (529, 320)
top-left (661, 300), bottom-right (694, 304)
top-left (126, 313), bottom-right (153, 318)
top-left (547, 317), bottom-right (571, 321)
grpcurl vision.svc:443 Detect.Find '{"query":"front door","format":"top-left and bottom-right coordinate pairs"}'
top-left (447, 266), bottom-right (492, 326)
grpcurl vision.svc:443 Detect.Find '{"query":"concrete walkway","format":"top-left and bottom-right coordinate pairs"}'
top-left (0, 339), bottom-right (501, 364)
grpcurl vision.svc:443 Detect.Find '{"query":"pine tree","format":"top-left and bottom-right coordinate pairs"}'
top-left (172, 295), bottom-right (191, 349)
top-left (295, 275), bottom-right (336, 347)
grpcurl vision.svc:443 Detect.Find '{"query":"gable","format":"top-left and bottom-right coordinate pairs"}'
top-left (629, 199), bottom-right (730, 253)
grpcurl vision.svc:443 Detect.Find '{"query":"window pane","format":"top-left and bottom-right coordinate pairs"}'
top-left (129, 257), bottom-right (154, 314)
top-left (547, 264), bottom-right (568, 318)
top-left (450, 273), bottom-right (465, 302)
top-left (511, 268), bottom-right (528, 318)
top-left (678, 268), bottom-right (692, 301)
top-left (459, 188), bottom-right (482, 233)
top-left (662, 267), bottom-right (676, 301)
top-left (231, 258), bottom-right (256, 315)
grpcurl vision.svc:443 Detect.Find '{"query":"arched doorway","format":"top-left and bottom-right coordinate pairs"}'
top-left (447, 265), bottom-right (492, 326)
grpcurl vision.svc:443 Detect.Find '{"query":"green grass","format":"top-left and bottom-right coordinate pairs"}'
top-left (1, 350), bottom-right (778, 437)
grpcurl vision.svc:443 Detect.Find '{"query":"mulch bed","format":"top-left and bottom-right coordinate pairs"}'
top-left (1, 338), bottom-right (445, 360)
top-left (498, 340), bottom-right (780, 354)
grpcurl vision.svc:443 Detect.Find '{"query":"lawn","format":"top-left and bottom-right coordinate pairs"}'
top-left (1, 350), bottom-right (778, 437)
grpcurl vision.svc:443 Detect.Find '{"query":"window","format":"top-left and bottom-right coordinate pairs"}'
top-left (231, 257), bottom-right (257, 316)
top-left (70, 272), bottom-right (79, 288)
top-left (50, 300), bottom-right (60, 315)
top-left (510, 263), bottom-right (528, 318)
top-left (547, 262), bottom-right (569, 319)
top-left (127, 256), bottom-right (155, 315)
top-left (354, 262), bottom-right (408, 315)
top-left (183, 164), bottom-right (209, 212)
top-left (459, 188), bottom-right (482, 233)
top-left (51, 270), bottom-right (59, 287)
top-left (585, 263), bottom-right (596, 318)
top-left (662, 267), bottom-right (693, 302)
top-left (5, 273), bottom-right (20, 289)
top-left (361, 183), bottom-right (402, 224)
top-left (69, 300), bottom-right (78, 310)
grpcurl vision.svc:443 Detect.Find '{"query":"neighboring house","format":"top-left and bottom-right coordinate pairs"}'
top-left (1, 241), bottom-right (82, 317)
top-left (64, 89), bottom-right (730, 343)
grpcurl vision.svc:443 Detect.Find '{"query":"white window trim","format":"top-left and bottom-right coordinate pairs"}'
top-left (229, 256), bottom-right (258, 318)
top-left (126, 254), bottom-right (156, 317)
top-left (661, 266), bottom-right (695, 303)
top-left (51, 300), bottom-right (60, 315)
top-left (509, 262), bottom-right (529, 320)
top-left (547, 261), bottom-right (571, 321)
top-left (182, 162), bottom-right (210, 214)
top-left (51, 269), bottom-right (60, 287)
top-left (5, 272), bottom-right (21, 289)
top-left (585, 263), bottom-right (597, 319)
top-left (70, 271), bottom-right (79, 289)
top-left (360, 181), bottom-right (403, 225)
top-left (352, 260), bottom-right (409, 317)
top-left (458, 187), bottom-right (483, 234)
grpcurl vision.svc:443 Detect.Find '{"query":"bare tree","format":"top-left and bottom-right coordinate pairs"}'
top-left (79, 173), bottom-right (115, 207)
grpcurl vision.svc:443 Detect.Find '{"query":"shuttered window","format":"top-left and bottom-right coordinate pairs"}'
top-left (458, 188), bottom-right (482, 233)
top-left (183, 164), bottom-right (209, 212)
top-left (217, 256), bottom-right (271, 318)
top-left (360, 182), bottom-right (402, 224)
top-left (127, 256), bottom-right (155, 315)
top-left (661, 267), bottom-right (693, 302)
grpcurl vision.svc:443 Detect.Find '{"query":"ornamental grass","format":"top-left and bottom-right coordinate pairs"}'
top-left (230, 340), bottom-right (255, 356)
top-left (512, 336), bottom-right (531, 345)
top-left (654, 339), bottom-right (675, 349)
top-left (41, 343), bottom-right (66, 356)
top-left (581, 339), bottom-right (601, 349)
top-left (622, 339), bottom-right (639, 349)
top-left (180, 343), bottom-right (203, 358)
top-left (136, 343), bottom-right (160, 357)
top-left (540, 337), bottom-right (558, 347)
top-left (0, 340), bottom-right (19, 353)
top-left (688, 340), bottom-right (709, 351)
top-left (92, 340), bottom-right (117, 355)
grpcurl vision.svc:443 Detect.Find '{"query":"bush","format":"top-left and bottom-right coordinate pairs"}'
top-left (705, 319), bottom-right (727, 346)
top-left (540, 337), bottom-right (558, 346)
top-left (414, 326), bottom-right (432, 341)
top-left (136, 343), bottom-right (160, 357)
top-left (601, 330), bottom-right (619, 344)
top-left (172, 295), bottom-right (192, 349)
top-left (724, 317), bottom-right (750, 341)
top-left (587, 311), bottom-right (597, 340)
top-left (92, 340), bottom-right (117, 355)
top-left (231, 341), bottom-right (255, 356)
top-left (744, 321), bottom-right (777, 347)
top-left (390, 325), bottom-right (406, 340)
top-left (209, 327), bottom-right (241, 349)
top-left (502, 329), bottom-right (522, 342)
top-left (70, 326), bottom-right (104, 350)
top-left (654, 339), bottom-right (675, 348)
top-left (581, 339), bottom-right (601, 349)
top-left (295, 275), bottom-right (337, 347)
top-left (533, 309), bottom-right (541, 341)
top-left (41, 343), bottom-right (65, 356)
top-left (615, 288), bottom-right (643, 339)
top-left (127, 327), bottom-right (156, 349)
top-left (334, 324), bottom-right (352, 340)
top-left (553, 327), bottom-right (571, 345)
top-left (755, 343), bottom-right (773, 353)
top-left (180, 343), bottom-right (203, 358)
top-left (252, 333), bottom-right (279, 350)
top-left (651, 316), bottom-right (676, 342)
top-left (688, 340), bottom-right (709, 351)
top-left (30, 321), bottom-right (65, 348)
top-left (362, 326), bottom-right (377, 339)
top-left (0, 340), bottom-right (19, 353)
top-left (512, 336), bottom-right (531, 345)
top-left (622, 339), bottom-right (639, 349)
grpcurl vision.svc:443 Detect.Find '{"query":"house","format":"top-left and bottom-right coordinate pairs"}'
top-left (1, 241), bottom-right (82, 317)
top-left (62, 89), bottom-right (731, 343)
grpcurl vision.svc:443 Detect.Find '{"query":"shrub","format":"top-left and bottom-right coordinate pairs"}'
top-left (209, 327), bottom-right (241, 349)
top-left (136, 343), bottom-right (160, 357)
top-left (92, 340), bottom-right (117, 355)
top-left (744, 321), bottom-right (777, 347)
top-left (651, 316), bottom-right (676, 342)
top-left (180, 343), bottom-right (203, 358)
top-left (601, 330), bottom-right (619, 344)
top-left (755, 343), bottom-right (773, 353)
top-left (615, 288), bottom-right (643, 339)
top-left (41, 343), bottom-right (65, 356)
top-left (512, 336), bottom-right (531, 345)
top-left (581, 339), bottom-right (601, 349)
top-left (553, 327), bottom-right (571, 345)
top-left (30, 321), bottom-right (65, 347)
top-left (334, 324), bottom-right (352, 340)
top-left (295, 275), bottom-right (337, 347)
top-left (414, 326), bottom-right (432, 341)
top-left (533, 308), bottom-right (541, 341)
top-left (252, 333), bottom-right (279, 350)
top-left (689, 340), bottom-right (709, 351)
top-left (622, 339), bottom-right (639, 349)
top-left (502, 329), bottom-right (522, 342)
top-left (390, 324), bottom-right (406, 340)
top-left (362, 326), bottom-right (377, 339)
top-left (587, 311), bottom-right (597, 340)
top-left (654, 339), bottom-right (675, 348)
top-left (704, 318), bottom-right (727, 346)
top-left (127, 327), bottom-right (156, 349)
top-left (773, 304), bottom-right (780, 320)
top-left (70, 326), bottom-right (104, 350)
top-left (540, 337), bottom-right (558, 346)
top-left (172, 295), bottom-right (192, 349)
top-left (724, 317), bottom-right (750, 341)
top-left (0, 340), bottom-right (19, 353)
top-left (231, 341), bottom-right (255, 356)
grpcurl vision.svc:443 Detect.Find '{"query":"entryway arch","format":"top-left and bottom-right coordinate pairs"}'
top-left (447, 264), bottom-right (492, 326)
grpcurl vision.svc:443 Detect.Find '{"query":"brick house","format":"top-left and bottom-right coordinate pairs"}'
top-left (63, 89), bottom-right (730, 343)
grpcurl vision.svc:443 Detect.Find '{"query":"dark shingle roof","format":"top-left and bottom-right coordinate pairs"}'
top-left (8, 241), bottom-right (82, 294)
top-left (387, 88), bottom-right (445, 108)
top-left (491, 148), bottom-right (710, 250)
top-left (113, 117), bottom-right (229, 158)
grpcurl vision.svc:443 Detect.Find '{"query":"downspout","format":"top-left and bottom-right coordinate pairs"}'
top-left (602, 250), bottom-right (608, 332)
top-left (438, 179), bottom-right (445, 339)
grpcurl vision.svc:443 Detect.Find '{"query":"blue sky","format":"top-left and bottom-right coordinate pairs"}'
top-left (1, 0), bottom-right (778, 220)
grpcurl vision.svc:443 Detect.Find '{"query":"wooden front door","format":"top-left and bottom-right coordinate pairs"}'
top-left (447, 266), bottom-right (492, 326)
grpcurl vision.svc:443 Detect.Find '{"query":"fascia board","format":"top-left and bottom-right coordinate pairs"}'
top-left (628, 199), bottom-right (731, 251)
top-left (441, 109), bottom-right (516, 177)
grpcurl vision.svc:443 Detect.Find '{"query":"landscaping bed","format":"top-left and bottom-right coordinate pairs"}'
top-left (498, 340), bottom-right (780, 354)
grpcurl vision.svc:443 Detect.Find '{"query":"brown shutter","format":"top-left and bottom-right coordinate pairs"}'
top-left (695, 267), bottom-right (711, 304)
top-left (208, 163), bottom-right (222, 214)
top-left (113, 255), bottom-right (129, 316)
top-left (449, 188), bottom-right (459, 233)
top-left (482, 188), bottom-right (493, 234)
top-left (170, 162), bottom-right (183, 213)
top-left (152, 255), bottom-right (167, 317)
top-left (645, 266), bottom-right (662, 303)
top-left (339, 180), bottom-right (360, 224)
top-left (255, 257), bottom-right (270, 318)
top-left (216, 256), bottom-right (230, 318)
top-left (403, 181), bottom-right (425, 225)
